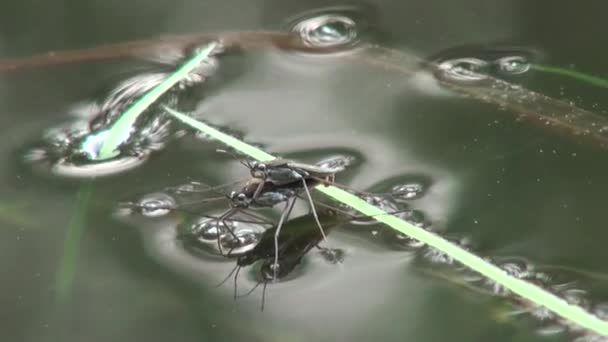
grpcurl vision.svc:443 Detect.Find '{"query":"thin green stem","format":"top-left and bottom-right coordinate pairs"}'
top-left (164, 106), bottom-right (608, 336)
top-left (532, 64), bottom-right (608, 89)
top-left (55, 183), bottom-right (93, 303)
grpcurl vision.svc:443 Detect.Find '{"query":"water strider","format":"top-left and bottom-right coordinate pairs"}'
top-left (219, 206), bottom-right (408, 311)
top-left (216, 149), bottom-right (353, 274)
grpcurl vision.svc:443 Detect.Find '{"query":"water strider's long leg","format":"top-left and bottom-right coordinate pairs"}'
top-left (261, 281), bottom-right (268, 312)
top-left (235, 209), bottom-right (275, 226)
top-left (216, 207), bottom-right (240, 255)
top-left (301, 179), bottom-right (330, 246)
top-left (273, 197), bottom-right (296, 281)
top-left (252, 180), bottom-right (265, 200)
top-left (233, 266), bottom-right (241, 300)
top-left (216, 264), bottom-right (239, 288)
top-left (165, 179), bottom-right (246, 195)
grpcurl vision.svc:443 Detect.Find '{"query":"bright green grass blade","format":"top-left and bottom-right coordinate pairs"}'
top-left (163, 106), bottom-right (276, 161)
top-left (532, 64), bottom-right (608, 89)
top-left (97, 41), bottom-right (218, 159)
top-left (165, 106), bottom-right (608, 336)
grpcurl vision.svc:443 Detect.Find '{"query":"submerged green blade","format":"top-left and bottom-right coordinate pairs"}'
top-left (166, 106), bottom-right (608, 336)
top-left (532, 64), bottom-right (608, 89)
top-left (97, 41), bottom-right (218, 159)
top-left (56, 183), bottom-right (93, 303)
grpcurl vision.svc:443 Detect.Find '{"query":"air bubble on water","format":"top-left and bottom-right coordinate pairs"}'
top-left (220, 227), bottom-right (262, 255)
top-left (184, 215), bottom-right (265, 256)
top-left (500, 259), bottom-right (533, 278)
top-left (189, 217), bottom-right (224, 241)
top-left (496, 56), bottom-right (531, 75)
top-left (436, 57), bottom-right (490, 82)
top-left (536, 324), bottom-right (566, 336)
top-left (391, 182), bottom-right (425, 200)
top-left (315, 154), bottom-right (355, 171)
top-left (136, 193), bottom-right (177, 217)
top-left (348, 195), bottom-right (402, 225)
top-left (291, 14), bottom-right (358, 48)
top-left (422, 247), bottom-right (454, 265)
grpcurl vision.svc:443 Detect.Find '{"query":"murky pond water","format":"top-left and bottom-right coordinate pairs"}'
top-left (2, 1), bottom-right (608, 341)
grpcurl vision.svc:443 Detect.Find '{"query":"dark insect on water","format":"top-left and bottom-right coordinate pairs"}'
top-left (218, 208), bottom-right (342, 311)
top-left (215, 151), bottom-right (365, 279)
top-left (218, 206), bottom-right (410, 311)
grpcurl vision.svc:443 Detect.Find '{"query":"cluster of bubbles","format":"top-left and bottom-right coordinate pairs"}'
top-left (179, 215), bottom-right (265, 256)
top-left (332, 176), bottom-right (608, 339)
top-left (434, 50), bottom-right (532, 83)
top-left (24, 45), bottom-right (221, 177)
top-left (416, 249), bottom-right (608, 339)
top-left (339, 177), bottom-right (433, 252)
top-left (117, 190), bottom-right (266, 256)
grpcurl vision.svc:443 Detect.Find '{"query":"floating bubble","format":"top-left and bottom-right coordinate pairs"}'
top-left (495, 56), bottom-right (530, 75)
top-left (436, 57), bottom-right (491, 82)
top-left (190, 217), bottom-right (225, 241)
top-left (536, 324), bottom-right (566, 336)
top-left (291, 14), bottom-right (358, 48)
top-left (219, 227), bottom-right (262, 255)
top-left (347, 195), bottom-right (403, 225)
top-left (136, 193), bottom-right (177, 217)
top-left (391, 182), bottom-right (425, 200)
top-left (315, 154), bottom-right (355, 170)
top-left (500, 259), bottom-right (533, 278)
top-left (422, 247), bottom-right (454, 265)
top-left (183, 215), bottom-right (266, 256)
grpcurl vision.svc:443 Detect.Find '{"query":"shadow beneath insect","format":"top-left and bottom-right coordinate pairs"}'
top-left (215, 209), bottom-right (344, 311)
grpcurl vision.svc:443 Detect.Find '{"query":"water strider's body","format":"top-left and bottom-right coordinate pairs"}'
top-left (249, 158), bottom-right (344, 186)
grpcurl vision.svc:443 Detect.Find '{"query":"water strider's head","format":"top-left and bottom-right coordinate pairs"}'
top-left (228, 190), bottom-right (251, 208)
top-left (249, 161), bottom-right (267, 179)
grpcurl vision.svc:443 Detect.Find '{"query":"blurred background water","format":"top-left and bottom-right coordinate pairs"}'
top-left (1, 1), bottom-right (608, 341)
